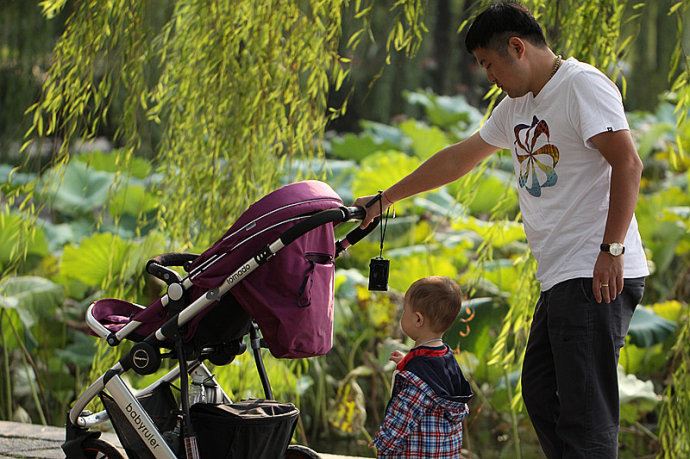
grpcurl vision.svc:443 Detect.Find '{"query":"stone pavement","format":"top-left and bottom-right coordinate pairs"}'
top-left (0, 421), bottom-right (369, 459)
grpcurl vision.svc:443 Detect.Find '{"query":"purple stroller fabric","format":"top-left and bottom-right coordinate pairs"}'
top-left (90, 299), bottom-right (145, 333)
top-left (188, 180), bottom-right (342, 358)
top-left (92, 180), bottom-right (344, 358)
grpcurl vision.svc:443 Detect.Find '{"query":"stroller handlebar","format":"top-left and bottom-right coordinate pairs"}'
top-left (343, 205), bottom-right (367, 220)
top-left (150, 253), bottom-right (200, 267)
top-left (146, 253), bottom-right (200, 285)
top-left (336, 214), bottom-right (381, 257)
top-left (280, 207), bottom-right (352, 246)
top-left (279, 206), bottom-right (379, 255)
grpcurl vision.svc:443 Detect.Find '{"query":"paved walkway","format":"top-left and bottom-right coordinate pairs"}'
top-left (0, 421), bottom-right (368, 458)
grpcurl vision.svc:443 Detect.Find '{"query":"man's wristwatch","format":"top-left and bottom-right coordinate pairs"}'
top-left (600, 242), bottom-right (625, 256)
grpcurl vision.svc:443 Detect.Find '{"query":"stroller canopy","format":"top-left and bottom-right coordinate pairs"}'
top-left (187, 180), bottom-right (343, 357)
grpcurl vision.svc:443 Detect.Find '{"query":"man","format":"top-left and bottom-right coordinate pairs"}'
top-left (355, 2), bottom-right (648, 458)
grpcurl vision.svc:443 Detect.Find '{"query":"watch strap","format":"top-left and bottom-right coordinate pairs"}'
top-left (600, 243), bottom-right (625, 255)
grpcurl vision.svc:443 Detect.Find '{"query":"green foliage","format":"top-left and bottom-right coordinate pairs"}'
top-left (0, 276), bottom-right (63, 331)
top-left (620, 301), bottom-right (686, 377)
top-left (452, 216), bottom-right (525, 249)
top-left (23, 0), bottom-right (427, 248)
top-left (211, 352), bottom-right (299, 402)
top-left (60, 232), bottom-right (164, 291)
top-left (329, 133), bottom-right (400, 162)
top-left (398, 119), bottom-right (451, 160)
top-left (0, 212), bottom-right (48, 272)
top-left (351, 150), bottom-right (421, 211)
top-left (38, 162), bottom-right (113, 217)
top-left (445, 297), bottom-right (505, 357)
top-left (75, 150), bottom-right (153, 179)
top-left (462, 170), bottom-right (519, 216)
top-left (404, 90), bottom-right (483, 134)
top-left (627, 306), bottom-right (677, 347)
top-left (108, 184), bottom-right (159, 218)
top-left (658, 309), bottom-right (690, 459)
top-left (0, 275), bottom-right (69, 424)
top-left (0, 165), bottom-right (36, 191)
top-left (40, 219), bottom-right (95, 252)
top-left (359, 120), bottom-right (413, 151)
top-left (389, 253), bottom-right (458, 293)
top-left (328, 367), bottom-right (369, 436)
top-left (2, 0), bottom-right (430, 440)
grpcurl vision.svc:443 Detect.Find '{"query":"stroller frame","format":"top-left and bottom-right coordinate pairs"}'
top-left (64, 205), bottom-right (377, 459)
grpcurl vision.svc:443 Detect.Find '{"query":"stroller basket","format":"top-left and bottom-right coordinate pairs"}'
top-left (191, 400), bottom-right (299, 459)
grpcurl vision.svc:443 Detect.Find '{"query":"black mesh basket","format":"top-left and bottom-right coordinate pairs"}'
top-left (190, 400), bottom-right (299, 459)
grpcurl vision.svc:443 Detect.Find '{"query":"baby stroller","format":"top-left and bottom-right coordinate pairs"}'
top-left (62, 180), bottom-right (378, 459)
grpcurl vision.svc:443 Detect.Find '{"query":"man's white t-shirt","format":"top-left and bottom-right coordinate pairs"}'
top-left (479, 57), bottom-right (649, 291)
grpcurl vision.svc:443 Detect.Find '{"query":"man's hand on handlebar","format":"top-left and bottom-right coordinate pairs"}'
top-left (354, 192), bottom-right (394, 229)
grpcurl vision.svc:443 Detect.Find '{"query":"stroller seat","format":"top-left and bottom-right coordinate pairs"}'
top-left (88, 293), bottom-right (252, 354)
top-left (88, 298), bottom-right (148, 341)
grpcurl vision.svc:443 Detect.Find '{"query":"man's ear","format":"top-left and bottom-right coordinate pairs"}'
top-left (508, 36), bottom-right (526, 58)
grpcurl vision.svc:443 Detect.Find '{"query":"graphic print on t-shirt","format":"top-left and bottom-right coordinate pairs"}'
top-left (513, 116), bottom-right (560, 197)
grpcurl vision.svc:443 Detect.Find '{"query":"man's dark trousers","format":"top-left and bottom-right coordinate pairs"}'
top-left (522, 277), bottom-right (645, 458)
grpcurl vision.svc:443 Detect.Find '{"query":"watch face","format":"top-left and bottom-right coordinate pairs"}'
top-left (610, 243), bottom-right (624, 256)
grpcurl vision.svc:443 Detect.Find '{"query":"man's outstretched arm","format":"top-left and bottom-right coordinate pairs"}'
top-left (355, 131), bottom-right (498, 227)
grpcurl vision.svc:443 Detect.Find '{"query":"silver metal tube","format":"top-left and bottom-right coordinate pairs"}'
top-left (70, 375), bottom-right (106, 426)
top-left (76, 410), bottom-right (109, 428)
top-left (85, 304), bottom-right (111, 339)
top-left (70, 363), bottom-right (123, 425)
top-left (114, 319), bottom-right (144, 341)
top-left (190, 363), bottom-right (231, 404)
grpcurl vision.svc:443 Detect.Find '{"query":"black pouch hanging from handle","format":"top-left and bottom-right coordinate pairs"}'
top-left (365, 191), bottom-right (391, 291)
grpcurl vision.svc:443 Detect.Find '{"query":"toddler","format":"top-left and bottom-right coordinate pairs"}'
top-left (372, 276), bottom-right (473, 458)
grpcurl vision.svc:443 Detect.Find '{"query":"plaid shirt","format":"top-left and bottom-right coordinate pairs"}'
top-left (373, 369), bottom-right (469, 458)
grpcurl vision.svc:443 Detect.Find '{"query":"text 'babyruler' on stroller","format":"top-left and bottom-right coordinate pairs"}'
top-left (63, 180), bottom-right (380, 459)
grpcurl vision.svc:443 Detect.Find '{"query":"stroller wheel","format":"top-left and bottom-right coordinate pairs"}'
top-left (285, 444), bottom-right (321, 458)
top-left (81, 438), bottom-right (124, 459)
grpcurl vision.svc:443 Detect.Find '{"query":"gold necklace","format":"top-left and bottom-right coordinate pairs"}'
top-left (550, 54), bottom-right (562, 79)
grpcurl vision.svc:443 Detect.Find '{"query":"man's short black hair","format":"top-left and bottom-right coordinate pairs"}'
top-left (465, 2), bottom-right (547, 54)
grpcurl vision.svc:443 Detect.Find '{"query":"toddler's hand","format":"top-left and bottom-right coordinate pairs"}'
top-left (390, 350), bottom-right (406, 364)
